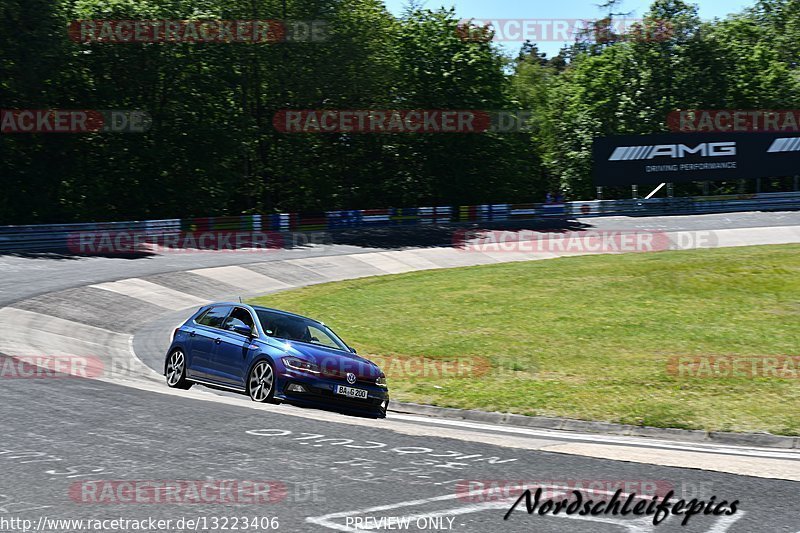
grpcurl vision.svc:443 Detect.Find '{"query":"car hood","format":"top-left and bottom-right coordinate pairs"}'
top-left (278, 340), bottom-right (383, 379)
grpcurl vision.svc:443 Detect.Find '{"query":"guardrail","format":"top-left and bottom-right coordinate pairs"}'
top-left (0, 219), bottom-right (183, 253)
top-left (2, 191), bottom-right (799, 253)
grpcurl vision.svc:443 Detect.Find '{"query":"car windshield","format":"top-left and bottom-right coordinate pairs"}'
top-left (255, 310), bottom-right (348, 351)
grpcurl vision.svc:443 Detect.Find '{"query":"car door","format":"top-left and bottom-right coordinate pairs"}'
top-left (187, 305), bottom-right (232, 381)
top-left (212, 306), bottom-right (258, 388)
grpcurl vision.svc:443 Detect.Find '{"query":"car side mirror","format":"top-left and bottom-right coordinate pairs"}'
top-left (232, 324), bottom-right (256, 337)
top-left (349, 347), bottom-right (358, 354)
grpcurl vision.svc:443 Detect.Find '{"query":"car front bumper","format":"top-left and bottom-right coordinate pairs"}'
top-left (275, 369), bottom-right (389, 417)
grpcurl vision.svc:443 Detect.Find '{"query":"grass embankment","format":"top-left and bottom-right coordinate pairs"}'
top-left (250, 245), bottom-right (800, 434)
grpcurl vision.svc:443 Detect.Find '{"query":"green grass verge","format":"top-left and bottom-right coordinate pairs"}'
top-left (249, 245), bottom-right (800, 435)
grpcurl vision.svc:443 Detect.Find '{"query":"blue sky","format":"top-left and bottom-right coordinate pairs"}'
top-left (383, 0), bottom-right (756, 56)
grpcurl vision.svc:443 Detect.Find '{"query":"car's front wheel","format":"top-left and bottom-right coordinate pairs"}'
top-left (248, 360), bottom-right (277, 403)
top-left (165, 349), bottom-right (193, 390)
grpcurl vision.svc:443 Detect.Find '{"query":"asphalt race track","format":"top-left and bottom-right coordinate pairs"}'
top-left (2, 374), bottom-right (797, 533)
top-left (1, 212), bottom-right (800, 533)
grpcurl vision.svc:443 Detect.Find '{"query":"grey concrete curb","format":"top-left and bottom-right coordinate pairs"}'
top-left (389, 401), bottom-right (800, 450)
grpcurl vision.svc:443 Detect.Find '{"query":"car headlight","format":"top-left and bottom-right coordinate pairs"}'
top-left (283, 357), bottom-right (320, 374)
top-left (376, 375), bottom-right (388, 387)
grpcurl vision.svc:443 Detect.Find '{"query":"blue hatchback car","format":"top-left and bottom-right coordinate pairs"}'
top-left (164, 303), bottom-right (389, 417)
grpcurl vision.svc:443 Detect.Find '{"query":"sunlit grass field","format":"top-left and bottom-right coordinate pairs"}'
top-left (250, 245), bottom-right (800, 435)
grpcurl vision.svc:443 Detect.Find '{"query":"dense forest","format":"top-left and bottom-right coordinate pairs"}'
top-left (1, 0), bottom-right (799, 223)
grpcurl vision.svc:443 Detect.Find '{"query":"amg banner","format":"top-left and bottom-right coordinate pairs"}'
top-left (593, 132), bottom-right (800, 186)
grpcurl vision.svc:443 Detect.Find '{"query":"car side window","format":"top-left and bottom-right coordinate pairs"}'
top-left (223, 307), bottom-right (256, 334)
top-left (271, 318), bottom-right (310, 342)
top-left (307, 325), bottom-right (339, 348)
top-left (195, 306), bottom-right (232, 329)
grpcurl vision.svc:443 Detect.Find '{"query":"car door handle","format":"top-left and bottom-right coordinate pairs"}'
top-left (189, 331), bottom-right (196, 337)
top-left (214, 338), bottom-right (222, 344)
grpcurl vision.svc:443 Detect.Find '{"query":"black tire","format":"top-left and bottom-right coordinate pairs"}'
top-left (247, 360), bottom-right (278, 403)
top-left (165, 349), bottom-right (193, 390)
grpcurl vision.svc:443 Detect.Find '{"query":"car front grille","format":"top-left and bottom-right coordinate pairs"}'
top-left (321, 369), bottom-right (377, 386)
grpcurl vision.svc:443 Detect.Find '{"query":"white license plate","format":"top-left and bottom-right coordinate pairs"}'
top-left (334, 385), bottom-right (368, 399)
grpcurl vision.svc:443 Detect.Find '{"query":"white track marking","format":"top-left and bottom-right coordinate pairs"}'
top-left (405, 246), bottom-right (500, 266)
top-left (387, 414), bottom-right (800, 461)
top-left (372, 250), bottom-right (441, 271)
top-left (706, 512), bottom-right (746, 533)
top-left (0, 308), bottom-right (129, 359)
top-left (284, 256), bottom-right (374, 280)
top-left (127, 335), bottom-right (165, 380)
top-left (188, 266), bottom-right (290, 293)
top-left (90, 278), bottom-right (209, 310)
top-left (351, 253), bottom-right (418, 274)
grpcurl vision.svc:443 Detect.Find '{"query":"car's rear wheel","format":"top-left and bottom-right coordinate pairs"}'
top-left (248, 360), bottom-right (277, 403)
top-left (166, 349), bottom-right (193, 390)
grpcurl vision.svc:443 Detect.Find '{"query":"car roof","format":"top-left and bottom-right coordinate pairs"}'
top-left (207, 302), bottom-right (325, 326)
